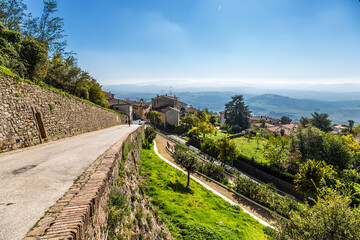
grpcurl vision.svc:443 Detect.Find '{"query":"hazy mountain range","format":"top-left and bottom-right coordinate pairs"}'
top-left (103, 84), bottom-right (360, 124)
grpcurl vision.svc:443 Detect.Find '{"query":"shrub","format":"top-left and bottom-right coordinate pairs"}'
top-left (198, 162), bottom-right (229, 185)
top-left (143, 127), bottom-right (156, 149)
top-left (235, 176), bottom-right (300, 218)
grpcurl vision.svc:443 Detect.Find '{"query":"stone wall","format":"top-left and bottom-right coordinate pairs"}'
top-left (0, 74), bottom-right (123, 153)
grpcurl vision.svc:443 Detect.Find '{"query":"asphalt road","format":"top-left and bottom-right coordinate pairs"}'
top-left (0, 124), bottom-right (140, 240)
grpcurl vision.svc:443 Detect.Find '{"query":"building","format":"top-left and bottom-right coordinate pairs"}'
top-left (250, 116), bottom-right (281, 128)
top-left (152, 94), bottom-right (187, 110)
top-left (108, 99), bottom-right (133, 122)
top-left (151, 94), bottom-right (187, 128)
top-left (131, 99), bottom-right (151, 120)
top-left (219, 111), bottom-right (226, 124)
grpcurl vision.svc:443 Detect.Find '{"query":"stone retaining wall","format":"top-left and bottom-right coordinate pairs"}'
top-left (0, 74), bottom-right (123, 153)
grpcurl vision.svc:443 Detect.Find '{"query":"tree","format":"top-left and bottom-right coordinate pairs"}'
top-left (291, 125), bottom-right (353, 169)
top-left (19, 37), bottom-right (48, 80)
top-left (353, 124), bottom-right (360, 137)
top-left (264, 136), bottom-right (290, 170)
top-left (25, 0), bottom-right (66, 53)
top-left (88, 83), bottom-right (109, 108)
top-left (280, 116), bottom-right (292, 124)
top-left (275, 187), bottom-right (360, 240)
top-left (197, 122), bottom-right (215, 139)
top-left (146, 111), bottom-right (162, 125)
top-left (174, 145), bottom-right (198, 188)
top-left (209, 115), bottom-right (217, 125)
top-left (181, 113), bottom-right (200, 130)
top-left (0, 0), bottom-right (27, 31)
top-left (299, 116), bottom-right (311, 127)
top-left (143, 126), bottom-right (156, 149)
top-left (224, 95), bottom-right (251, 131)
top-left (216, 136), bottom-right (239, 166)
top-left (310, 112), bottom-right (333, 132)
top-left (294, 159), bottom-right (337, 198)
top-left (291, 125), bottom-right (326, 162)
top-left (348, 120), bottom-right (355, 134)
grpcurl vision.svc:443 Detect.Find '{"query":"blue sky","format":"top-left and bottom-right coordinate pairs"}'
top-left (25, 0), bottom-right (360, 88)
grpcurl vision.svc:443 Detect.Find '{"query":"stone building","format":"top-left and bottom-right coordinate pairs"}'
top-left (109, 99), bottom-right (133, 121)
top-left (126, 99), bottom-right (151, 120)
top-left (151, 94), bottom-right (187, 128)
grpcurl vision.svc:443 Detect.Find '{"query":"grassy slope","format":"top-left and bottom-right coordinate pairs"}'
top-left (140, 147), bottom-right (272, 240)
top-left (206, 132), bottom-right (268, 164)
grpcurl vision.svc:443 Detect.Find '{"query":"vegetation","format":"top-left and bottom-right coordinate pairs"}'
top-left (275, 187), bottom-right (360, 240)
top-left (0, 0), bottom-right (109, 107)
top-left (143, 126), bottom-right (156, 149)
top-left (140, 147), bottom-right (272, 240)
top-left (224, 95), bottom-right (251, 131)
top-left (174, 145), bottom-right (199, 188)
top-left (235, 177), bottom-right (300, 218)
top-left (217, 136), bottom-right (239, 167)
top-left (146, 110), bottom-right (162, 125)
top-left (280, 116), bottom-right (292, 124)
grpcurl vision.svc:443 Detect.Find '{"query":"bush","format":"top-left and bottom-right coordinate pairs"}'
top-left (143, 127), bottom-right (156, 149)
top-left (230, 124), bottom-right (242, 133)
top-left (235, 176), bottom-right (300, 218)
top-left (200, 139), bottom-right (219, 159)
top-left (198, 162), bottom-right (229, 185)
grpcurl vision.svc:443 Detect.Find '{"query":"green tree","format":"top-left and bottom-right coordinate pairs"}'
top-left (174, 145), bottom-right (199, 188)
top-left (143, 127), bottom-right (156, 149)
top-left (224, 95), bottom-right (251, 131)
top-left (25, 0), bottom-right (66, 53)
top-left (146, 111), bottom-right (162, 125)
top-left (209, 115), bottom-right (217, 125)
top-left (324, 132), bottom-right (352, 170)
top-left (19, 37), bottom-right (48, 80)
top-left (275, 187), bottom-right (360, 240)
top-left (348, 120), bottom-right (355, 134)
top-left (0, 0), bottom-right (27, 31)
top-left (0, 22), bottom-right (26, 76)
top-left (197, 121), bottom-right (215, 139)
top-left (181, 113), bottom-right (200, 130)
top-left (280, 116), bottom-right (292, 124)
top-left (88, 83), bottom-right (109, 108)
top-left (264, 136), bottom-right (290, 169)
top-left (216, 136), bottom-right (239, 166)
top-left (294, 159), bottom-right (337, 198)
top-left (291, 125), bottom-right (325, 162)
top-left (310, 112), bottom-right (333, 132)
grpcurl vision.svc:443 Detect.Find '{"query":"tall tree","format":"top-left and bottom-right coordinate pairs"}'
top-left (174, 145), bottom-right (198, 188)
top-left (224, 95), bottom-right (251, 131)
top-left (25, 0), bottom-right (66, 53)
top-left (0, 0), bottom-right (27, 31)
top-left (311, 112), bottom-right (333, 132)
top-left (348, 120), bottom-right (355, 134)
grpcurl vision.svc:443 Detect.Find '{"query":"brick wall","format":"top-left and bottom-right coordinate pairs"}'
top-left (0, 74), bottom-right (123, 153)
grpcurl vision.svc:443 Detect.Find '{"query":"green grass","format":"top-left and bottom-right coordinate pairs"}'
top-left (140, 147), bottom-right (272, 240)
top-left (207, 132), bottom-right (269, 164)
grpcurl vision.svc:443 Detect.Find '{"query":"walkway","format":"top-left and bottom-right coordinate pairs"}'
top-left (0, 125), bottom-right (140, 240)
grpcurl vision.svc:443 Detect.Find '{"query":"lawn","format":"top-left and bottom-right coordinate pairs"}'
top-left (140, 147), bottom-right (272, 240)
top-left (206, 132), bottom-right (269, 164)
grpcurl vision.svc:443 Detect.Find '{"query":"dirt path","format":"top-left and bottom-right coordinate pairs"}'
top-left (155, 134), bottom-right (276, 227)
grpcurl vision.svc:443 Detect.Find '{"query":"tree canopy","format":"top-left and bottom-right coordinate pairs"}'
top-left (224, 95), bottom-right (251, 131)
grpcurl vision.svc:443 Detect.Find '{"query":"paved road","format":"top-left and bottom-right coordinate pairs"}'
top-left (0, 125), bottom-right (140, 240)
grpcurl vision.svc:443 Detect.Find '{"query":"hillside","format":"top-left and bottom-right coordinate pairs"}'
top-left (247, 94), bottom-right (360, 124)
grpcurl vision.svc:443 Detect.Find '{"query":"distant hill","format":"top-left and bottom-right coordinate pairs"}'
top-left (247, 94), bottom-right (360, 124)
top-left (103, 85), bottom-right (360, 124)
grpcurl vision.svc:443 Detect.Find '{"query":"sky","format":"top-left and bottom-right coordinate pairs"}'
top-left (24, 0), bottom-right (360, 89)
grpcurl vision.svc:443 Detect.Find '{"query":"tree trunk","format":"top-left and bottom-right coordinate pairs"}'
top-left (187, 171), bottom-right (190, 188)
